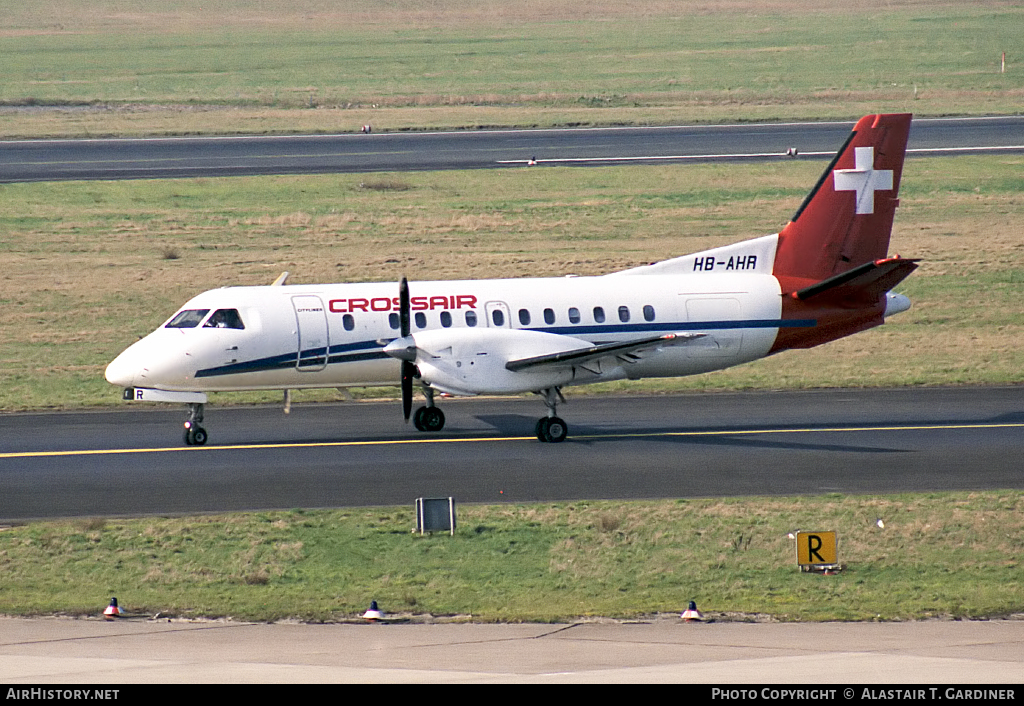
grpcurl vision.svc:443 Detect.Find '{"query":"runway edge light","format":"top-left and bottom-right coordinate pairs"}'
top-left (681, 601), bottom-right (704, 622)
top-left (363, 600), bottom-right (384, 622)
top-left (103, 597), bottom-right (121, 620)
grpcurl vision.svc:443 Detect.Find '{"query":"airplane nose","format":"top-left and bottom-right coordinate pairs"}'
top-left (105, 349), bottom-right (139, 387)
top-left (106, 333), bottom-right (196, 389)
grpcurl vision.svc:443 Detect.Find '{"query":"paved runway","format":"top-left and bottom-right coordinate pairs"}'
top-left (1, 386), bottom-right (1022, 521)
top-left (1, 116), bottom-right (1022, 181)
top-left (3, 616), bottom-right (1022, 684)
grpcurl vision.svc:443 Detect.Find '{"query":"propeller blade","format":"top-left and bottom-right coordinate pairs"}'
top-left (399, 277), bottom-right (413, 421)
top-left (399, 277), bottom-right (410, 338)
top-left (402, 360), bottom-right (415, 421)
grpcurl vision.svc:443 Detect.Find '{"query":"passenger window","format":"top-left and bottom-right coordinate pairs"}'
top-left (544, 308), bottom-right (555, 325)
top-left (166, 309), bottom-right (210, 329)
top-left (440, 311), bottom-right (452, 328)
top-left (568, 307), bottom-right (581, 324)
top-left (491, 309), bottom-right (505, 327)
top-left (518, 309), bottom-right (531, 326)
top-left (643, 305), bottom-right (656, 322)
top-left (388, 313), bottom-right (400, 330)
top-left (593, 306), bottom-right (605, 323)
top-left (415, 312), bottom-right (427, 329)
top-left (204, 309), bottom-right (245, 330)
top-left (343, 314), bottom-right (355, 331)
top-left (618, 306), bottom-right (630, 323)
top-left (465, 310), bottom-right (478, 327)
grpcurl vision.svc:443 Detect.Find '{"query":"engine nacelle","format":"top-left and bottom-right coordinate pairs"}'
top-left (406, 328), bottom-right (593, 395)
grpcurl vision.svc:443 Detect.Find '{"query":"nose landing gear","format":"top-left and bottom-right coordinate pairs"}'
top-left (183, 403), bottom-right (208, 446)
top-left (412, 405), bottom-right (446, 432)
top-left (412, 387), bottom-right (446, 432)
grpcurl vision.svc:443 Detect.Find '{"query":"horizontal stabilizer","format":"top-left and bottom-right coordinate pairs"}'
top-left (793, 257), bottom-right (919, 302)
top-left (506, 332), bottom-right (705, 372)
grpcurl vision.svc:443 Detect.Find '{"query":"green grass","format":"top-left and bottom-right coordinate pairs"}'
top-left (1, 154), bottom-right (1021, 411)
top-left (0, 1), bottom-right (1021, 137)
top-left (2, 493), bottom-right (1022, 622)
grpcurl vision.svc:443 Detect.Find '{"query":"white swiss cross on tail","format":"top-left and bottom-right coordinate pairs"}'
top-left (833, 146), bottom-right (893, 215)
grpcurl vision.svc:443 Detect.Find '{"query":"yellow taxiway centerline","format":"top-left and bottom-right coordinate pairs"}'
top-left (2, 422), bottom-right (1022, 460)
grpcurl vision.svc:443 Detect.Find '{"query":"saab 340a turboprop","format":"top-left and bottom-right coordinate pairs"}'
top-left (106, 113), bottom-right (917, 445)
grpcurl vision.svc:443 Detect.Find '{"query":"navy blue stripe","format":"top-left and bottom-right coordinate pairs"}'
top-left (196, 352), bottom-right (294, 378)
top-left (195, 318), bottom-right (815, 379)
top-left (327, 351), bottom-right (389, 365)
top-left (532, 318), bottom-right (814, 337)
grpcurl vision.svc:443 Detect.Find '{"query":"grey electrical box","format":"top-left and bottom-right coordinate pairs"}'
top-left (416, 497), bottom-right (456, 535)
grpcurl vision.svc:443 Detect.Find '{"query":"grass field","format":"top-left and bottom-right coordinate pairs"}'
top-left (2, 493), bottom-right (1022, 622)
top-left (0, 1), bottom-right (1021, 137)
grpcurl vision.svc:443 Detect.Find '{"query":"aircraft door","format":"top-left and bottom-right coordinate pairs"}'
top-left (292, 295), bottom-right (329, 371)
top-left (484, 301), bottom-right (512, 328)
top-left (683, 297), bottom-right (744, 358)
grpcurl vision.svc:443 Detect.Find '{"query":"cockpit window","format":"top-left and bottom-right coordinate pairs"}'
top-left (165, 309), bottom-right (210, 329)
top-left (203, 309), bottom-right (245, 330)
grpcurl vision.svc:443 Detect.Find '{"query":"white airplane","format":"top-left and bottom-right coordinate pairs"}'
top-left (106, 113), bottom-right (917, 445)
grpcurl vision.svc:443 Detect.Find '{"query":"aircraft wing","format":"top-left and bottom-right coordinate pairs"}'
top-left (505, 332), bottom-right (705, 372)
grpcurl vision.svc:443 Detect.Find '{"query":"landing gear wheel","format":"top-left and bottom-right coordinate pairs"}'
top-left (535, 417), bottom-right (550, 442)
top-left (182, 402), bottom-right (207, 447)
top-left (413, 406), bottom-right (445, 432)
top-left (183, 424), bottom-right (208, 446)
top-left (536, 416), bottom-right (567, 443)
top-left (412, 406), bottom-right (427, 431)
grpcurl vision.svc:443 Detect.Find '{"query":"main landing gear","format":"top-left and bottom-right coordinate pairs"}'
top-left (183, 403), bottom-right (208, 446)
top-left (535, 387), bottom-right (568, 443)
top-left (411, 388), bottom-right (445, 432)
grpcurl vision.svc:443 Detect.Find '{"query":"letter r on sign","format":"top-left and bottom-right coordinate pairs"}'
top-left (795, 530), bottom-right (837, 566)
top-left (807, 535), bottom-right (824, 563)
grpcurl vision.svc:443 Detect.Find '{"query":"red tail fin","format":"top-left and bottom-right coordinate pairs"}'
top-left (773, 114), bottom-right (912, 281)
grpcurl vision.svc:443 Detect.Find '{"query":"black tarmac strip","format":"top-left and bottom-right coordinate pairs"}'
top-left (1, 386), bottom-right (1022, 521)
top-left (0, 116), bottom-right (1022, 182)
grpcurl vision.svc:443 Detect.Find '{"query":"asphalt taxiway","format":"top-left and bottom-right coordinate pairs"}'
top-left (1, 386), bottom-right (1022, 521)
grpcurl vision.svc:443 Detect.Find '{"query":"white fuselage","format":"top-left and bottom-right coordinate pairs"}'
top-left (106, 271), bottom-right (785, 397)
